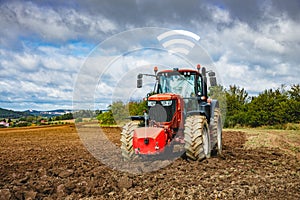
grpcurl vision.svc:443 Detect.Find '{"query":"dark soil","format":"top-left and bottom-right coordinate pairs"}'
top-left (0, 125), bottom-right (299, 199)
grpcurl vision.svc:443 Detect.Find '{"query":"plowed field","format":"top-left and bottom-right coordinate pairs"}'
top-left (0, 125), bottom-right (299, 199)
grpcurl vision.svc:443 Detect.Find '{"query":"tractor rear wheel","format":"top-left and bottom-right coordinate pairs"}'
top-left (184, 115), bottom-right (210, 161)
top-left (120, 122), bottom-right (138, 160)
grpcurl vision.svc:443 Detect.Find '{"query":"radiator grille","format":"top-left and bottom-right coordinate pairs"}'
top-left (148, 100), bottom-right (176, 122)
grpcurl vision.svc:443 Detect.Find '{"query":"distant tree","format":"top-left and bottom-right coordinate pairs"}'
top-left (289, 84), bottom-right (300, 101)
top-left (97, 110), bottom-right (116, 125)
top-left (128, 100), bottom-right (147, 116)
top-left (224, 85), bottom-right (249, 127)
top-left (286, 84), bottom-right (300, 123)
top-left (75, 117), bottom-right (83, 123)
top-left (73, 110), bottom-right (95, 118)
top-left (96, 100), bottom-right (147, 125)
top-left (59, 113), bottom-right (73, 120)
top-left (26, 116), bottom-right (35, 123)
top-left (111, 101), bottom-right (128, 123)
top-left (246, 88), bottom-right (289, 127)
top-left (95, 110), bottom-right (101, 116)
top-left (209, 85), bottom-right (227, 122)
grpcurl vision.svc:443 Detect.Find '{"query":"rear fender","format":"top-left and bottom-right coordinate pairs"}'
top-left (186, 102), bottom-right (211, 122)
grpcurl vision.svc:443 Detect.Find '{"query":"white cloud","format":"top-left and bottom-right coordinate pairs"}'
top-left (0, 1), bottom-right (299, 110)
top-left (208, 5), bottom-right (232, 24)
top-left (14, 53), bottom-right (40, 71)
top-left (254, 37), bottom-right (285, 53)
top-left (0, 42), bottom-right (86, 110)
top-left (196, 8), bottom-right (300, 95)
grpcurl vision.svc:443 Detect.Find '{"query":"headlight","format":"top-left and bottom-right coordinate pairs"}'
top-left (161, 100), bottom-right (172, 106)
top-left (147, 101), bottom-right (156, 107)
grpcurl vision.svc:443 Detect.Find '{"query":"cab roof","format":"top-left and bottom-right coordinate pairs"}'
top-left (158, 68), bottom-right (200, 74)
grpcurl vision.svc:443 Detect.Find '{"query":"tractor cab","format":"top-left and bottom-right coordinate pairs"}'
top-left (155, 68), bottom-right (203, 99)
top-left (137, 65), bottom-right (216, 101)
top-left (138, 65), bottom-right (216, 124)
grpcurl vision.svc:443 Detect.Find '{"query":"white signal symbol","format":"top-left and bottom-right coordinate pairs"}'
top-left (157, 30), bottom-right (200, 55)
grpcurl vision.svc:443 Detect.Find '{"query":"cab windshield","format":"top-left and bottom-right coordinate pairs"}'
top-left (156, 72), bottom-right (201, 98)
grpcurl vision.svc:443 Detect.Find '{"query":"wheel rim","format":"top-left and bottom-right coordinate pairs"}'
top-left (217, 118), bottom-right (222, 151)
top-left (203, 126), bottom-right (209, 156)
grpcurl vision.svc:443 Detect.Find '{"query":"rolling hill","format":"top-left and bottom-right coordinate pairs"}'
top-left (0, 108), bottom-right (72, 119)
top-left (0, 108), bottom-right (29, 119)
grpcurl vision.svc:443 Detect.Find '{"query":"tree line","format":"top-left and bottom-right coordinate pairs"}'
top-left (211, 84), bottom-right (300, 128)
top-left (97, 84), bottom-right (300, 129)
top-left (97, 101), bottom-right (147, 125)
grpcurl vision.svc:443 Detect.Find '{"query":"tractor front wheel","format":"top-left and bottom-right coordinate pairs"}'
top-left (184, 115), bottom-right (210, 161)
top-left (120, 122), bottom-right (138, 160)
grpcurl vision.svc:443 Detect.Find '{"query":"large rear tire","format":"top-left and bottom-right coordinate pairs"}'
top-left (120, 122), bottom-right (138, 160)
top-left (184, 115), bottom-right (210, 161)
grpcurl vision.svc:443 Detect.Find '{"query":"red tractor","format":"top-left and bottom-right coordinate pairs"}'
top-left (120, 64), bottom-right (222, 161)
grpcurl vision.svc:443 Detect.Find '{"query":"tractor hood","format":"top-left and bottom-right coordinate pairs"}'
top-left (148, 93), bottom-right (180, 101)
top-left (133, 127), bottom-right (166, 154)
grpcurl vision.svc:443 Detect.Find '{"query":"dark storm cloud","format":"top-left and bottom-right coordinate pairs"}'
top-left (271, 0), bottom-right (300, 20)
top-left (211, 0), bottom-right (300, 25)
top-left (7, 0), bottom-right (218, 37)
top-left (3, 0), bottom-right (298, 49)
top-left (31, 0), bottom-right (300, 26)
top-left (63, 0), bottom-right (212, 26)
top-left (0, 0), bottom-right (118, 49)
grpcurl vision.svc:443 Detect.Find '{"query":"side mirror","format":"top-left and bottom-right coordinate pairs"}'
top-left (137, 74), bottom-right (143, 79)
top-left (209, 77), bottom-right (217, 86)
top-left (137, 79), bottom-right (143, 88)
top-left (208, 71), bottom-right (215, 77)
top-left (208, 71), bottom-right (217, 86)
top-left (137, 74), bottom-right (143, 88)
top-left (201, 67), bottom-right (206, 77)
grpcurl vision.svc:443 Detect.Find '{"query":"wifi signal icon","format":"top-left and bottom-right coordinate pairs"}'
top-left (157, 30), bottom-right (200, 55)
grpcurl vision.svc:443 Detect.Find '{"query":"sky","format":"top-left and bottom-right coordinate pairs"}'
top-left (0, 0), bottom-right (299, 111)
